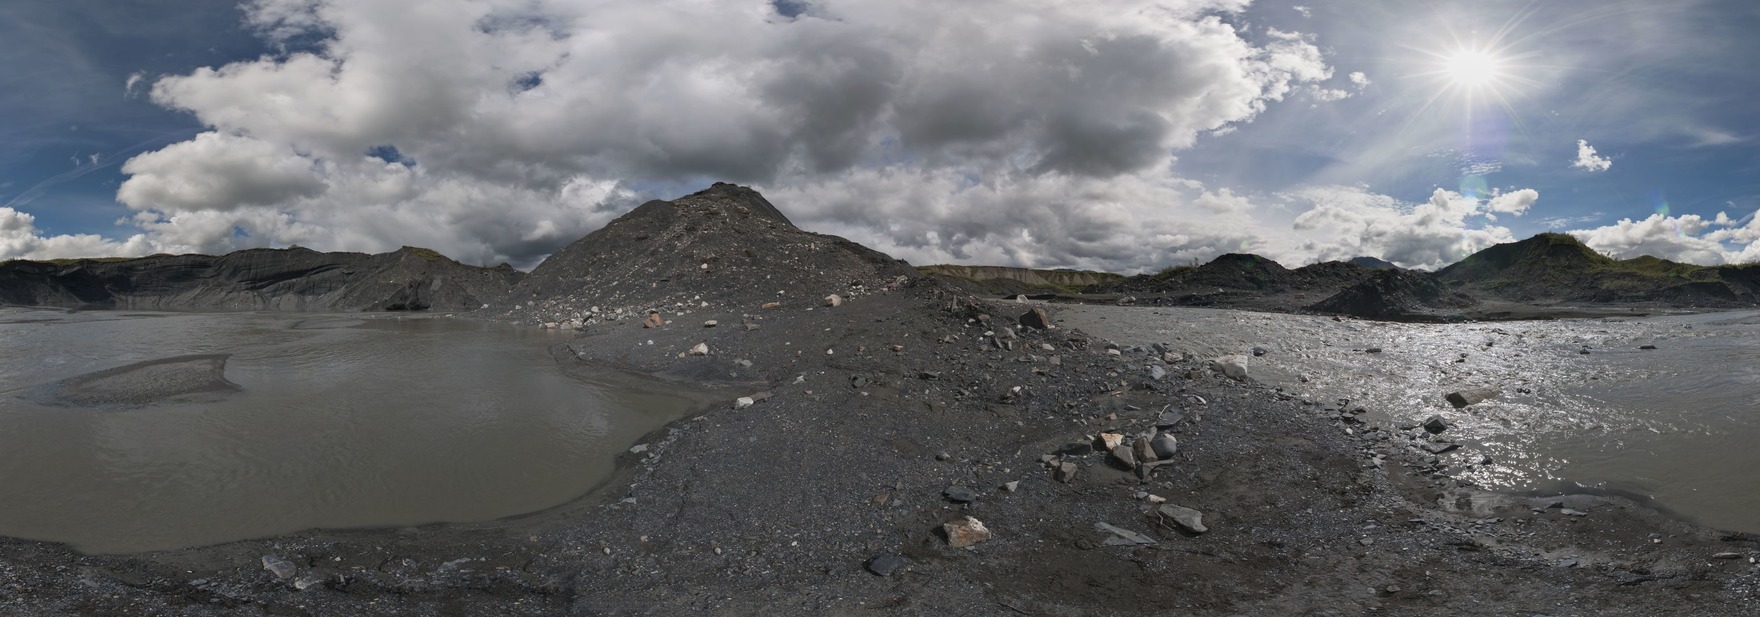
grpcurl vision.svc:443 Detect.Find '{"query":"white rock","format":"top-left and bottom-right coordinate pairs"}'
top-left (689, 343), bottom-right (710, 356)
top-left (824, 294), bottom-right (843, 307)
top-left (733, 397), bottom-right (755, 409)
top-left (1210, 354), bottom-right (1249, 380)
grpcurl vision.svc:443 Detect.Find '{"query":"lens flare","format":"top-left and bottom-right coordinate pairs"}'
top-left (1444, 50), bottom-right (1502, 87)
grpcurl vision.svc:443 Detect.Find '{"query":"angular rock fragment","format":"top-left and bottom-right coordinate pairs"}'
top-left (1421, 415), bottom-right (1449, 434)
top-left (1155, 505), bottom-right (1208, 534)
top-left (867, 554), bottom-right (908, 576)
top-left (1019, 308), bottom-right (1051, 330)
top-left (1095, 522), bottom-right (1157, 546)
top-left (944, 516), bottom-right (992, 548)
top-left (1445, 388), bottom-right (1499, 409)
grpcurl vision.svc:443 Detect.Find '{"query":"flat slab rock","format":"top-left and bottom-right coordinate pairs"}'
top-left (1155, 504), bottom-right (1208, 534)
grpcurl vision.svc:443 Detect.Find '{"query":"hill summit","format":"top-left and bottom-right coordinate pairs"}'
top-left (502, 182), bottom-right (918, 327)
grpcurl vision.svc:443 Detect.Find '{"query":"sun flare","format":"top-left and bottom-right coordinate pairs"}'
top-left (1443, 49), bottom-right (1502, 87)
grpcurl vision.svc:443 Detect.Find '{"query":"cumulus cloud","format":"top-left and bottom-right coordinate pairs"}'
top-left (0, 207), bottom-right (154, 261)
top-left (1348, 71), bottom-right (1369, 87)
top-left (16, 0), bottom-right (1353, 268)
top-left (1283, 185), bottom-right (1534, 270)
top-left (1572, 139), bottom-right (1612, 172)
top-left (1569, 214), bottom-right (1728, 264)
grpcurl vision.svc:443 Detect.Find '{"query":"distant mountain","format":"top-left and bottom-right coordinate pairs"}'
top-left (917, 265), bottom-right (1124, 296)
top-left (0, 246), bottom-right (520, 311)
top-left (1345, 256), bottom-right (1399, 270)
top-left (1435, 233), bottom-right (1751, 304)
top-left (1306, 269), bottom-right (1476, 322)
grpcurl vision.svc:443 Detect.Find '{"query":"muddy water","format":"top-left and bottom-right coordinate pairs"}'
top-left (1057, 305), bottom-right (1760, 534)
top-left (0, 309), bottom-right (717, 554)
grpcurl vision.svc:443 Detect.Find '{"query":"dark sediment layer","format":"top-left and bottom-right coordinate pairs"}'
top-left (0, 246), bottom-right (521, 312)
top-left (38, 354), bottom-right (240, 408)
top-left (1, 185), bottom-right (1758, 615)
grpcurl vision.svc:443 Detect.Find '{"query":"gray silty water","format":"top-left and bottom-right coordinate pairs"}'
top-left (0, 308), bottom-right (717, 554)
top-left (1057, 305), bottom-right (1760, 534)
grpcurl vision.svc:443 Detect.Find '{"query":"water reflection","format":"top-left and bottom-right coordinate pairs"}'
top-left (0, 309), bottom-right (716, 554)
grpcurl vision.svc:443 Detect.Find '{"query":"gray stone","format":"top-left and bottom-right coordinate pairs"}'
top-left (866, 554), bottom-right (907, 576)
top-left (1132, 438), bottom-right (1158, 464)
top-left (1155, 504), bottom-right (1208, 534)
top-left (943, 486), bottom-right (978, 503)
top-left (1095, 522), bottom-right (1157, 546)
top-left (1423, 442), bottom-right (1459, 454)
top-left (732, 397), bottom-right (754, 410)
top-left (1148, 365), bottom-right (1167, 381)
top-left (1002, 481), bottom-right (1020, 492)
top-left (703, 320), bottom-right (718, 328)
top-left (1445, 388), bottom-right (1499, 408)
top-left (1421, 415), bottom-right (1449, 434)
top-left (1019, 308), bottom-right (1052, 330)
top-left (1150, 434), bottom-right (1179, 459)
top-left (262, 554), bottom-right (297, 580)
top-left (1155, 410), bottom-right (1185, 429)
top-left (1110, 445), bottom-right (1138, 470)
top-left (1053, 461), bottom-right (1079, 483)
top-left (688, 342), bottom-right (709, 356)
top-left (1252, 346), bottom-right (1268, 357)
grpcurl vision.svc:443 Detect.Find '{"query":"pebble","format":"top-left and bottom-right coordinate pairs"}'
top-left (943, 486), bottom-right (978, 503)
top-left (944, 516), bottom-right (993, 548)
top-left (866, 554), bottom-right (908, 576)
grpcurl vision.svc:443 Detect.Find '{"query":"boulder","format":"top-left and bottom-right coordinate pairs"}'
top-left (1150, 434), bottom-right (1178, 458)
top-left (1421, 415), bottom-right (1449, 434)
top-left (824, 294), bottom-right (843, 307)
top-left (1155, 504), bottom-right (1208, 534)
top-left (1019, 308), bottom-right (1052, 330)
top-left (1109, 445), bottom-right (1138, 470)
top-left (1210, 354), bottom-right (1249, 380)
top-left (262, 554), bottom-right (297, 580)
top-left (1098, 432), bottom-right (1126, 450)
top-left (643, 312), bottom-right (666, 328)
top-left (944, 516), bottom-right (993, 548)
top-left (1053, 461), bottom-right (1079, 483)
top-left (1445, 388), bottom-right (1499, 408)
top-left (1132, 438), bottom-right (1158, 464)
top-left (688, 343), bottom-right (710, 356)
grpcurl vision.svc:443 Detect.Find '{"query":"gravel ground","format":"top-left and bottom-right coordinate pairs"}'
top-left (4, 284), bottom-right (1760, 615)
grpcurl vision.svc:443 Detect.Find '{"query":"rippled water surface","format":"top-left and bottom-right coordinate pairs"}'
top-left (0, 309), bottom-right (716, 554)
top-left (1058, 305), bottom-right (1760, 533)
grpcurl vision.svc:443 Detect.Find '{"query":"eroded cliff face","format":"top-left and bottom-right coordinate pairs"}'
top-left (0, 246), bottom-right (521, 312)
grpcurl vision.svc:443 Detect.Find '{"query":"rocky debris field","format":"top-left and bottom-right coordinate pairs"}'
top-left (5, 183), bottom-right (1760, 615)
top-left (6, 284), bottom-right (1760, 615)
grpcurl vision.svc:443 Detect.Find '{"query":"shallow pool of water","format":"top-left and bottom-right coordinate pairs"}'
top-left (1057, 305), bottom-right (1760, 533)
top-left (0, 308), bottom-right (716, 554)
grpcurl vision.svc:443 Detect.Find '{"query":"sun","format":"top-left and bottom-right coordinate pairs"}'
top-left (1443, 49), bottom-right (1503, 88)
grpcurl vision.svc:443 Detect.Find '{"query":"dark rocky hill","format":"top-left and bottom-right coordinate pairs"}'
top-left (499, 182), bottom-right (918, 327)
top-left (917, 265), bottom-right (1124, 297)
top-left (1346, 256), bottom-right (1399, 270)
top-left (1306, 269), bottom-right (1477, 322)
top-left (1436, 233), bottom-right (1755, 305)
top-left (0, 246), bottom-right (520, 312)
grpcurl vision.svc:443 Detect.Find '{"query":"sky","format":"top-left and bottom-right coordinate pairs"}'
top-left (4, 0), bottom-right (1760, 272)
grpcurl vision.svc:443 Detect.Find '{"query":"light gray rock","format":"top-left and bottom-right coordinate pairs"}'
top-left (1155, 504), bottom-right (1208, 534)
top-left (1095, 522), bottom-right (1157, 546)
top-left (262, 554), bottom-right (297, 580)
top-left (1150, 434), bottom-right (1179, 459)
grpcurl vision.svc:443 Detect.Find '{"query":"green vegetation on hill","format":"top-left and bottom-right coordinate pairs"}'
top-left (1437, 233), bottom-right (1758, 303)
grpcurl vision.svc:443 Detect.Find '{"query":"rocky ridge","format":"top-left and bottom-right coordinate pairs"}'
top-left (0, 246), bottom-right (519, 312)
top-left (498, 182), bottom-right (917, 330)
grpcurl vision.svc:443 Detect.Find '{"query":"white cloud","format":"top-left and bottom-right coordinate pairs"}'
top-left (1571, 139), bottom-right (1612, 172)
top-left (43, 0), bottom-right (1340, 268)
top-left (0, 207), bottom-right (154, 262)
top-left (1348, 71), bottom-right (1369, 87)
top-left (1568, 214), bottom-right (1731, 264)
top-left (1487, 188), bottom-right (1538, 214)
top-left (1292, 5), bottom-right (1311, 18)
top-left (1283, 185), bottom-right (1535, 270)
